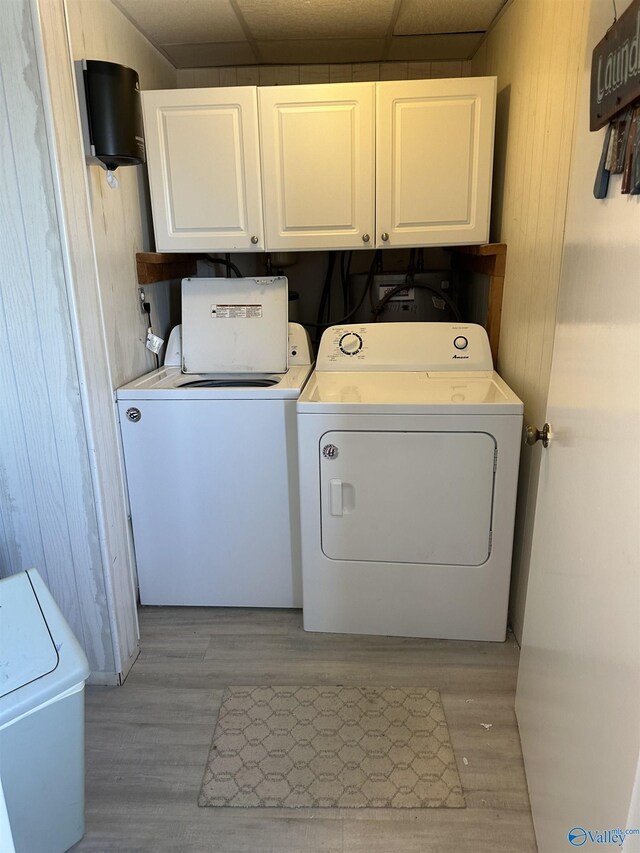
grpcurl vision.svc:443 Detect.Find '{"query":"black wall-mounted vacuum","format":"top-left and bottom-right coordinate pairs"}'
top-left (75, 59), bottom-right (145, 171)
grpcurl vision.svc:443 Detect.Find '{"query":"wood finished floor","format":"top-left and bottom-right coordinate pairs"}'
top-left (74, 608), bottom-right (537, 852)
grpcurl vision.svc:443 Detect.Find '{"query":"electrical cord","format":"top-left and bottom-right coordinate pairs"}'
top-left (316, 252), bottom-right (336, 329)
top-left (368, 250), bottom-right (385, 314)
top-left (204, 255), bottom-right (244, 277)
top-left (378, 248), bottom-right (415, 314)
top-left (302, 250), bottom-right (382, 331)
top-left (341, 250), bottom-right (353, 314)
top-left (142, 301), bottom-right (160, 368)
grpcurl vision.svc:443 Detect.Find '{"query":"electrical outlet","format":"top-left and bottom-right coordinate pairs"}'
top-left (138, 287), bottom-right (146, 312)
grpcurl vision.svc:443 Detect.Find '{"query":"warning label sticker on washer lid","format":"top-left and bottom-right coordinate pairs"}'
top-left (210, 304), bottom-right (263, 318)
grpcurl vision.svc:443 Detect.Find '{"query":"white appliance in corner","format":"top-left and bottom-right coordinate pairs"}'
top-left (297, 322), bottom-right (523, 640)
top-left (116, 315), bottom-right (313, 608)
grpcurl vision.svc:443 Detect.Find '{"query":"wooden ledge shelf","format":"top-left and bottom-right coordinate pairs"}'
top-left (450, 243), bottom-right (506, 364)
top-left (136, 245), bottom-right (507, 365)
top-left (136, 252), bottom-right (198, 284)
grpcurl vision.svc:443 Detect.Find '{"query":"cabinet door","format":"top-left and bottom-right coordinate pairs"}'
top-left (376, 77), bottom-right (496, 248)
top-left (142, 87), bottom-right (264, 252)
top-left (259, 83), bottom-right (375, 251)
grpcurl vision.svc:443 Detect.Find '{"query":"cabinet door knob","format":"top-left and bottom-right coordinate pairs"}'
top-left (362, 233), bottom-right (370, 243)
top-left (381, 232), bottom-right (389, 242)
top-left (251, 235), bottom-right (259, 244)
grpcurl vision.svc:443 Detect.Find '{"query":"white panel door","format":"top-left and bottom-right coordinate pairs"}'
top-left (515, 1), bottom-right (640, 849)
top-left (142, 87), bottom-right (264, 252)
top-left (259, 83), bottom-right (375, 250)
top-left (376, 78), bottom-right (496, 248)
top-left (320, 430), bottom-right (496, 565)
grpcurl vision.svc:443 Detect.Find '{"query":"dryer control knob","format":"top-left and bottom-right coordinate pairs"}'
top-left (453, 335), bottom-right (469, 350)
top-left (339, 332), bottom-right (363, 355)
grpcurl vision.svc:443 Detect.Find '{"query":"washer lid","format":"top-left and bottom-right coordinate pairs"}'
top-left (297, 370), bottom-right (523, 415)
top-left (181, 276), bottom-right (288, 374)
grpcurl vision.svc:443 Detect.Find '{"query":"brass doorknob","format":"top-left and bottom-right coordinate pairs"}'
top-left (525, 423), bottom-right (551, 448)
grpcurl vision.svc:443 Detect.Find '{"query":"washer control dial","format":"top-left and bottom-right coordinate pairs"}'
top-left (339, 332), bottom-right (363, 355)
top-left (453, 335), bottom-right (469, 350)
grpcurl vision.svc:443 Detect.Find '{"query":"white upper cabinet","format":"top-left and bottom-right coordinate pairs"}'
top-left (141, 78), bottom-right (496, 253)
top-left (258, 83), bottom-right (375, 251)
top-left (142, 87), bottom-right (264, 252)
top-left (376, 78), bottom-right (497, 248)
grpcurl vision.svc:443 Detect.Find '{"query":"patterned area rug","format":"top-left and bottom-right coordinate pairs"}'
top-left (199, 686), bottom-right (465, 809)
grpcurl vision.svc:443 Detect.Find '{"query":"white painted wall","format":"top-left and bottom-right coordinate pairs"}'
top-left (515, 0), bottom-right (640, 848)
top-left (471, 0), bottom-right (589, 640)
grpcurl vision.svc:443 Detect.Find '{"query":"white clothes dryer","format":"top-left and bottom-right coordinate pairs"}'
top-left (296, 323), bottom-right (523, 641)
top-left (117, 322), bottom-right (313, 607)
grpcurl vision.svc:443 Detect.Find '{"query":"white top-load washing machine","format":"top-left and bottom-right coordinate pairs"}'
top-left (117, 277), bottom-right (313, 607)
top-left (297, 322), bottom-right (523, 641)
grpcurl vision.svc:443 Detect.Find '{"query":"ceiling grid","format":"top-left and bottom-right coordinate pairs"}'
top-left (111, 0), bottom-right (507, 69)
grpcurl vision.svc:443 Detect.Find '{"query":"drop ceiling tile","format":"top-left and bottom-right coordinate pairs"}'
top-left (237, 0), bottom-right (396, 40)
top-left (257, 38), bottom-right (386, 65)
top-left (389, 33), bottom-right (485, 61)
top-left (394, 0), bottom-right (506, 35)
top-left (114, 0), bottom-right (246, 44)
top-left (163, 41), bottom-right (257, 68)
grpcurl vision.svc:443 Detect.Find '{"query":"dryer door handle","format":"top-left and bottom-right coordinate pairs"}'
top-left (329, 479), bottom-right (343, 516)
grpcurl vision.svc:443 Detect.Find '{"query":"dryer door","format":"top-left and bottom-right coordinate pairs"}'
top-left (320, 430), bottom-right (495, 566)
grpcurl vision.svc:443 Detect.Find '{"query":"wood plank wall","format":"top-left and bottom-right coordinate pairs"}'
top-left (471, 0), bottom-right (589, 641)
top-left (177, 60), bottom-right (471, 88)
top-left (0, 0), bottom-right (178, 683)
top-left (0, 0), bottom-right (116, 677)
top-left (66, 0), bottom-right (177, 389)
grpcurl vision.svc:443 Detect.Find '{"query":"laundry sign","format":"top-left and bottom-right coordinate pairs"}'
top-left (590, 0), bottom-right (640, 130)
